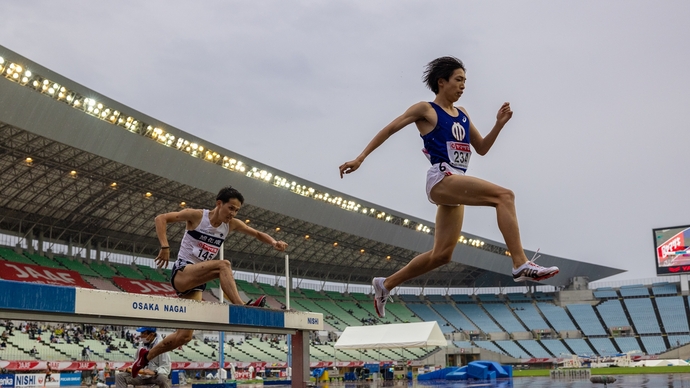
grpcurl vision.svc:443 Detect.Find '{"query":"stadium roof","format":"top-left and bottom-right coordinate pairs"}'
top-left (0, 45), bottom-right (625, 288)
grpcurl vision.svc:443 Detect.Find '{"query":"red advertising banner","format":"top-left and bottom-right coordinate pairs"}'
top-left (112, 277), bottom-right (177, 297)
top-left (0, 361), bottom-right (276, 371)
top-left (0, 261), bottom-right (92, 288)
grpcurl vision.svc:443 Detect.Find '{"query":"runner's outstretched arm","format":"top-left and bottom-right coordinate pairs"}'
top-left (339, 102), bottom-right (429, 178)
top-left (232, 220), bottom-right (288, 251)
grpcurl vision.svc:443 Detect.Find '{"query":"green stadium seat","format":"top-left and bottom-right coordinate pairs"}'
top-left (350, 292), bottom-right (372, 301)
top-left (24, 253), bottom-right (64, 269)
top-left (87, 260), bottom-right (117, 278)
top-left (258, 283), bottom-right (283, 297)
top-left (300, 288), bottom-right (328, 299)
top-left (136, 265), bottom-right (168, 282)
top-left (0, 247), bottom-right (35, 264)
top-left (110, 263), bottom-right (146, 280)
top-left (325, 290), bottom-right (351, 301)
top-left (54, 256), bottom-right (100, 277)
top-left (236, 279), bottom-right (263, 295)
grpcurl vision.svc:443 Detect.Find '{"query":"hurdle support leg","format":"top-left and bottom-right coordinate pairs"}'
top-left (291, 329), bottom-right (310, 388)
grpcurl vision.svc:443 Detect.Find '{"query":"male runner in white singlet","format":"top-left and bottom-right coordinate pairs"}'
top-left (339, 57), bottom-right (559, 318)
top-left (131, 186), bottom-right (287, 377)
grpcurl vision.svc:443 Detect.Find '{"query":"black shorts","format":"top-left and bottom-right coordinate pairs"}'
top-left (170, 260), bottom-right (207, 297)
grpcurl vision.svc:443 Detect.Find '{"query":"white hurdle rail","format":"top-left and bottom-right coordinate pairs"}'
top-left (0, 279), bottom-right (323, 388)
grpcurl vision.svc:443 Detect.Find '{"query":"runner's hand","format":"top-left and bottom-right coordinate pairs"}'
top-left (155, 248), bottom-right (170, 269)
top-left (273, 241), bottom-right (288, 252)
top-left (496, 102), bottom-right (513, 126)
top-left (339, 159), bottom-right (362, 178)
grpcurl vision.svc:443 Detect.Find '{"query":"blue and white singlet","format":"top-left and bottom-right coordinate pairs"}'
top-left (421, 102), bottom-right (472, 172)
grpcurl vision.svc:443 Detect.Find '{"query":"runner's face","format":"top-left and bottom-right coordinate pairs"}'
top-left (218, 198), bottom-right (241, 222)
top-left (439, 68), bottom-right (466, 102)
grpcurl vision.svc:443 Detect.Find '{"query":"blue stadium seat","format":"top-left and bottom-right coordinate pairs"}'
top-left (537, 303), bottom-right (577, 332)
top-left (595, 300), bottom-right (631, 329)
top-left (656, 296), bottom-right (688, 333)
top-left (567, 304), bottom-right (607, 336)
top-left (482, 304), bottom-right (527, 333)
top-left (623, 299), bottom-right (660, 334)
top-left (456, 304), bottom-right (502, 333)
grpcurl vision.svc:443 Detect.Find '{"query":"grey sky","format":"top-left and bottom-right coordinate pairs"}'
top-left (3, 1), bottom-right (690, 282)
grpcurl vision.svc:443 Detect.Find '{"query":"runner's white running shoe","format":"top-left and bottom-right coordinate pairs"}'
top-left (372, 277), bottom-right (391, 318)
top-left (512, 249), bottom-right (560, 282)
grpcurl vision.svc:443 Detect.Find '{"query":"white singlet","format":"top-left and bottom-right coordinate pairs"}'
top-left (177, 209), bottom-right (230, 264)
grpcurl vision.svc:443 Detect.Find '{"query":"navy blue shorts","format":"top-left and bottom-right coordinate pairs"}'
top-left (170, 260), bottom-right (207, 297)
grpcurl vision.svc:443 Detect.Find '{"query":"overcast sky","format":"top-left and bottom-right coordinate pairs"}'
top-left (3, 1), bottom-right (690, 283)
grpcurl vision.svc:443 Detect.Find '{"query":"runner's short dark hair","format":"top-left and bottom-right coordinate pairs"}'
top-left (423, 56), bottom-right (466, 94)
top-left (217, 186), bottom-right (244, 204)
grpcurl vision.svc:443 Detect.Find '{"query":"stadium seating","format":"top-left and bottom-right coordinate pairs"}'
top-left (406, 304), bottom-right (454, 333)
top-left (0, 247), bottom-right (36, 264)
top-left (619, 286), bottom-right (649, 298)
top-left (399, 294), bottom-right (422, 303)
top-left (88, 260), bottom-right (117, 278)
top-left (655, 296), bottom-right (688, 333)
top-left (24, 253), bottom-right (63, 269)
top-left (136, 264), bottom-right (168, 282)
top-left (564, 339), bottom-right (595, 356)
top-left (596, 300), bottom-right (631, 329)
top-left (426, 294), bottom-right (447, 303)
top-left (476, 294), bottom-right (502, 303)
top-left (474, 341), bottom-right (506, 356)
top-left (593, 287), bottom-right (618, 299)
top-left (450, 294), bottom-right (474, 303)
top-left (385, 302), bottom-right (422, 323)
top-left (84, 276), bottom-right (121, 292)
top-left (537, 303), bottom-right (578, 332)
top-left (588, 337), bottom-right (617, 355)
top-left (652, 282), bottom-right (678, 296)
top-left (517, 340), bottom-right (551, 358)
top-left (510, 303), bottom-right (550, 331)
top-left (495, 340), bottom-right (528, 358)
top-left (566, 304), bottom-right (607, 336)
top-left (623, 298), bottom-right (661, 334)
top-left (55, 256), bottom-right (100, 277)
top-left (456, 304), bottom-right (502, 333)
top-left (431, 304), bottom-right (478, 331)
top-left (482, 304), bottom-right (527, 333)
top-left (640, 336), bottom-right (667, 355)
top-left (110, 262), bottom-right (146, 280)
top-left (614, 337), bottom-right (642, 353)
top-left (540, 339), bottom-right (571, 357)
top-left (668, 335), bottom-right (690, 348)
top-left (506, 293), bottom-right (532, 302)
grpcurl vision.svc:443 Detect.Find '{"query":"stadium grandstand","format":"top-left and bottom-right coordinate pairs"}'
top-left (2, 44), bottom-right (690, 371)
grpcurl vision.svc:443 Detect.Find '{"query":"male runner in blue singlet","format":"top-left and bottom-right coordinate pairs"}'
top-left (339, 57), bottom-right (559, 318)
top-left (131, 186), bottom-right (288, 376)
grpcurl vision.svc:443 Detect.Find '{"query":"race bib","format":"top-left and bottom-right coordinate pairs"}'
top-left (447, 142), bottom-right (471, 170)
top-left (193, 240), bottom-right (221, 261)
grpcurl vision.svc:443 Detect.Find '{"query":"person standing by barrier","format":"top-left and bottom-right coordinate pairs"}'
top-left (118, 328), bottom-right (171, 388)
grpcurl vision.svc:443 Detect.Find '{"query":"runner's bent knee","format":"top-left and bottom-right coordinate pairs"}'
top-left (495, 188), bottom-right (515, 207)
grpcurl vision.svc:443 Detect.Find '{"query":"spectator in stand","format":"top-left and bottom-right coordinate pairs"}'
top-left (116, 328), bottom-right (170, 388)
